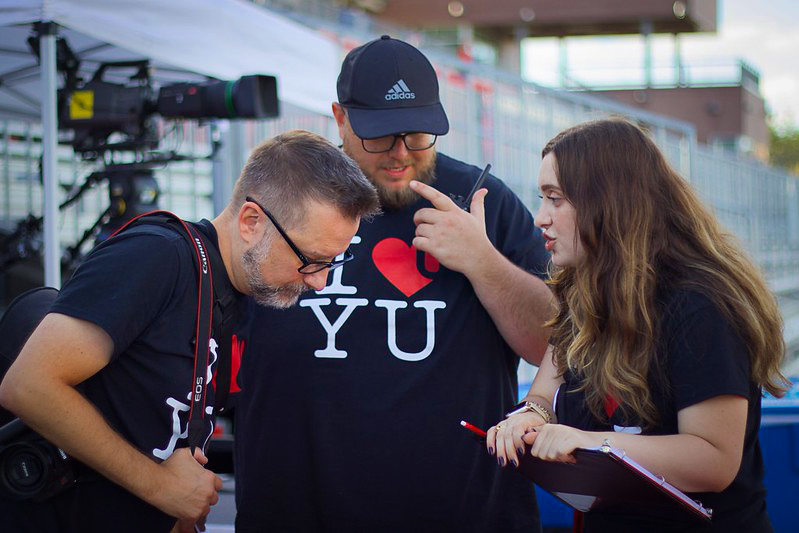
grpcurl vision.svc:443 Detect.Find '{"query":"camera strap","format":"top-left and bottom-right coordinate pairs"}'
top-left (110, 211), bottom-right (232, 452)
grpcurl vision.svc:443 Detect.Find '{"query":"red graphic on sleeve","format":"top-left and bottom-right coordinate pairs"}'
top-left (372, 238), bottom-right (436, 297)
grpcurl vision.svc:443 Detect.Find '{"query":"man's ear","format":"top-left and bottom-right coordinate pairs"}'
top-left (332, 103), bottom-right (345, 126)
top-left (332, 103), bottom-right (347, 140)
top-left (237, 200), bottom-right (263, 245)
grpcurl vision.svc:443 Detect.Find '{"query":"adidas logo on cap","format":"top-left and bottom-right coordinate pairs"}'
top-left (384, 79), bottom-right (415, 101)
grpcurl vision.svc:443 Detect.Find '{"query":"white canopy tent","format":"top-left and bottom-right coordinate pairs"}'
top-left (0, 0), bottom-right (339, 287)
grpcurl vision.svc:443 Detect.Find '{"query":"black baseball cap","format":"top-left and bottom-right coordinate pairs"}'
top-left (337, 35), bottom-right (449, 140)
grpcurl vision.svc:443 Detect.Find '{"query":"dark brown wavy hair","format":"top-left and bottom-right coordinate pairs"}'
top-left (543, 118), bottom-right (788, 427)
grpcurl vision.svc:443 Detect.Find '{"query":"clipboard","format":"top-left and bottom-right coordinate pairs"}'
top-left (460, 422), bottom-right (712, 523)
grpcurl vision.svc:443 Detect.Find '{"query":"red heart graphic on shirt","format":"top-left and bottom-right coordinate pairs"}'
top-left (372, 238), bottom-right (436, 297)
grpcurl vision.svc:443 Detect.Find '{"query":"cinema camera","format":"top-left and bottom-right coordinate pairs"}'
top-left (59, 58), bottom-right (278, 155)
top-left (0, 40), bottom-right (280, 270)
top-left (56, 58), bottom-right (279, 240)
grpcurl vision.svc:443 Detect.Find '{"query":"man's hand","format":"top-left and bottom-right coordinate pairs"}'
top-left (171, 515), bottom-right (208, 533)
top-left (171, 514), bottom-right (208, 533)
top-left (153, 448), bottom-right (222, 527)
top-left (0, 315), bottom-right (224, 530)
top-left (409, 178), bottom-right (554, 362)
top-left (409, 179), bottom-right (492, 277)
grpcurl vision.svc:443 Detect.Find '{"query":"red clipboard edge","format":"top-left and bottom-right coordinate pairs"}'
top-left (595, 445), bottom-right (713, 522)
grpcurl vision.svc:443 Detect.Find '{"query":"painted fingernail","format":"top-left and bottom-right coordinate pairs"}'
top-left (517, 447), bottom-right (524, 455)
top-left (488, 447), bottom-right (494, 455)
top-left (499, 456), bottom-right (506, 467)
top-left (511, 459), bottom-right (518, 467)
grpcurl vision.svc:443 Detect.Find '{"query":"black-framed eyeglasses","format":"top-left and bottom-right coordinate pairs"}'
top-left (361, 133), bottom-right (437, 154)
top-left (245, 196), bottom-right (354, 274)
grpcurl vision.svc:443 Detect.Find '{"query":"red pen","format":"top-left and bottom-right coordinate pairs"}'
top-left (460, 420), bottom-right (487, 440)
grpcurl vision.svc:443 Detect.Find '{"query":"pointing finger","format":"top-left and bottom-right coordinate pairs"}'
top-left (409, 180), bottom-right (457, 211)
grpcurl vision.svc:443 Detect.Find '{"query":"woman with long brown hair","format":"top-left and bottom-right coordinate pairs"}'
top-left (489, 119), bottom-right (788, 531)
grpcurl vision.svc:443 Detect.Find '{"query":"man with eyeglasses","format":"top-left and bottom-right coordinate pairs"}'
top-left (0, 131), bottom-right (379, 533)
top-left (235, 36), bottom-right (553, 532)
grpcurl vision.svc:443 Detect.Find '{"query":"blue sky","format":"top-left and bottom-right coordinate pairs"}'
top-left (522, 0), bottom-right (799, 130)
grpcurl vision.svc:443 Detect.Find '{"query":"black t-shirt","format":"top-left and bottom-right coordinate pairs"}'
top-left (556, 289), bottom-right (771, 532)
top-left (52, 219), bottom-right (233, 462)
top-left (0, 219), bottom-right (242, 533)
top-left (234, 153), bottom-right (549, 532)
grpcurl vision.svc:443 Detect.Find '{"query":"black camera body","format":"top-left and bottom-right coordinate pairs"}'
top-left (0, 419), bottom-right (76, 502)
top-left (58, 59), bottom-right (279, 155)
top-left (0, 287), bottom-right (75, 502)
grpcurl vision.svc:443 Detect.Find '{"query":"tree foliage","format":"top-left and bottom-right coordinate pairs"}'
top-left (770, 124), bottom-right (799, 175)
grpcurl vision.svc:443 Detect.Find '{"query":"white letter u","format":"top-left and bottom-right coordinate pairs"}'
top-left (374, 299), bottom-right (446, 361)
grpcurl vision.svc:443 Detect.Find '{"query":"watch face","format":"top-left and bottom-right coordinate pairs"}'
top-left (505, 399), bottom-right (553, 423)
top-left (506, 401), bottom-right (532, 418)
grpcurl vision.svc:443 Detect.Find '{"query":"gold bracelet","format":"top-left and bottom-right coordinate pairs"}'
top-left (505, 399), bottom-right (552, 423)
top-left (526, 400), bottom-right (552, 424)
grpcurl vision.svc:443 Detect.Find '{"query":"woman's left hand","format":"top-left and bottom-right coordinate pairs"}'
top-left (522, 424), bottom-right (601, 464)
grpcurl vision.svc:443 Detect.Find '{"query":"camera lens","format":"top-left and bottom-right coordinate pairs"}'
top-left (0, 443), bottom-right (48, 498)
top-left (7, 450), bottom-right (45, 488)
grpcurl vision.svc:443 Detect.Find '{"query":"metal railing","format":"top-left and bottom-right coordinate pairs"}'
top-left (1, 8), bottom-right (797, 370)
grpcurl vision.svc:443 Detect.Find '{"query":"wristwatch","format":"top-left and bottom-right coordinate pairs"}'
top-left (505, 399), bottom-right (552, 423)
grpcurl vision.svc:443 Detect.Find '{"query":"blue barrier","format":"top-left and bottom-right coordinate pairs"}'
top-left (761, 379), bottom-right (799, 532)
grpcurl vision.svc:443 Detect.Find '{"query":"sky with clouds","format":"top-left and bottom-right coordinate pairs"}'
top-left (521, 0), bottom-right (799, 130)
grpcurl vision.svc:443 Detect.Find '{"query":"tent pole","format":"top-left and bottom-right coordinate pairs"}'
top-left (211, 120), bottom-right (231, 216)
top-left (39, 22), bottom-right (60, 288)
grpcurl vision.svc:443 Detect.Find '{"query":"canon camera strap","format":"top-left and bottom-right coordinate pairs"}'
top-left (110, 211), bottom-right (231, 452)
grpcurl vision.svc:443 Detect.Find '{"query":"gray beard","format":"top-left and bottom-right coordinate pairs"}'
top-left (241, 233), bottom-right (309, 308)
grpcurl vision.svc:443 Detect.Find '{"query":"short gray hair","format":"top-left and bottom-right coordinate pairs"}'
top-left (231, 130), bottom-right (380, 228)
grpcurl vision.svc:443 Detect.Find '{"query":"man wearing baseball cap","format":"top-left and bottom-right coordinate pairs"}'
top-left (235, 35), bottom-right (553, 531)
